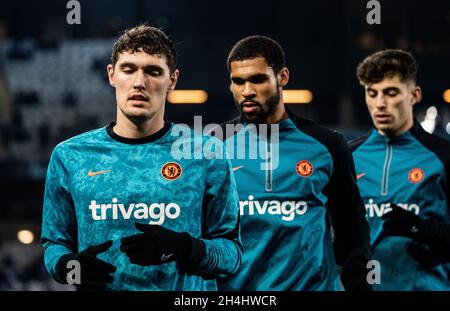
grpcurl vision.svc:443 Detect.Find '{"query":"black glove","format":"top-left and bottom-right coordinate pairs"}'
top-left (340, 250), bottom-right (373, 291)
top-left (383, 204), bottom-right (450, 254)
top-left (55, 240), bottom-right (117, 291)
top-left (382, 204), bottom-right (421, 238)
top-left (120, 222), bottom-right (205, 268)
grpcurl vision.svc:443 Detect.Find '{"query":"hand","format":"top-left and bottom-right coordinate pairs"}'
top-left (120, 223), bottom-right (194, 266)
top-left (382, 204), bottom-right (421, 238)
top-left (56, 240), bottom-right (117, 291)
top-left (340, 251), bottom-right (373, 291)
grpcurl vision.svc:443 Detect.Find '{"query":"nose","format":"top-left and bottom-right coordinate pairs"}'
top-left (133, 70), bottom-right (146, 90)
top-left (242, 82), bottom-right (256, 98)
top-left (375, 94), bottom-right (386, 109)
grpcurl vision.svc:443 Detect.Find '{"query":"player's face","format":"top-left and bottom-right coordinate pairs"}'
top-left (229, 57), bottom-right (287, 124)
top-left (364, 75), bottom-right (421, 136)
top-left (107, 50), bottom-right (178, 122)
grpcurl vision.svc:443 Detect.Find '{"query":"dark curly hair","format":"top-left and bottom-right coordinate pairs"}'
top-left (111, 24), bottom-right (177, 73)
top-left (227, 35), bottom-right (286, 75)
top-left (356, 49), bottom-right (417, 85)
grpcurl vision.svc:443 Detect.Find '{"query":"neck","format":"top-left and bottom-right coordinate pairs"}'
top-left (114, 111), bottom-right (164, 139)
top-left (378, 119), bottom-right (414, 137)
top-left (266, 102), bottom-right (288, 124)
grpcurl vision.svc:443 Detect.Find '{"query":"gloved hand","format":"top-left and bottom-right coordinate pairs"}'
top-left (382, 204), bottom-right (421, 238)
top-left (55, 240), bottom-right (117, 291)
top-left (120, 222), bottom-right (205, 268)
top-left (382, 204), bottom-right (450, 256)
top-left (340, 250), bottom-right (373, 291)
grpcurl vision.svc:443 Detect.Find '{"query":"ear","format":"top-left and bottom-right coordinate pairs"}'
top-left (278, 67), bottom-right (289, 88)
top-left (228, 74), bottom-right (234, 93)
top-left (411, 85), bottom-right (422, 107)
top-left (168, 69), bottom-right (180, 91)
top-left (107, 64), bottom-right (116, 87)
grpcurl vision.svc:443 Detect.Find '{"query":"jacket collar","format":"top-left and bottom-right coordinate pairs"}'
top-left (369, 119), bottom-right (422, 145)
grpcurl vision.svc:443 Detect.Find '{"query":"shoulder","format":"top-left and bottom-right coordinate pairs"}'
top-left (169, 123), bottom-right (229, 161)
top-left (206, 116), bottom-right (243, 141)
top-left (289, 113), bottom-right (347, 154)
top-left (411, 124), bottom-right (450, 166)
top-left (50, 127), bottom-right (107, 164)
top-left (171, 123), bottom-right (225, 145)
top-left (47, 127), bottom-right (105, 174)
top-left (347, 132), bottom-right (372, 152)
top-left (52, 126), bottom-right (106, 156)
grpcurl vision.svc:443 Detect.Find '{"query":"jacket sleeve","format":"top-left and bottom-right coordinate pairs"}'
top-left (326, 133), bottom-right (372, 290)
top-left (41, 146), bottom-right (77, 283)
top-left (406, 126), bottom-right (450, 257)
top-left (193, 137), bottom-right (242, 276)
top-left (413, 158), bottom-right (450, 255)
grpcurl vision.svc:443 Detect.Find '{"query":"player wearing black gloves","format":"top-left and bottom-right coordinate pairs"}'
top-left (120, 223), bottom-right (206, 268)
top-left (383, 204), bottom-right (450, 252)
top-left (350, 49), bottom-right (450, 290)
top-left (214, 35), bottom-right (372, 291)
top-left (55, 240), bottom-right (116, 291)
top-left (41, 24), bottom-right (242, 291)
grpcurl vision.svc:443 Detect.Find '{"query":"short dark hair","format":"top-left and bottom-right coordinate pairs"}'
top-left (227, 35), bottom-right (286, 74)
top-left (356, 49), bottom-right (417, 85)
top-left (111, 24), bottom-right (177, 73)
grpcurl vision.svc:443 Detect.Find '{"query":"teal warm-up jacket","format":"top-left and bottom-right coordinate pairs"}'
top-left (42, 121), bottom-right (242, 290)
top-left (215, 108), bottom-right (371, 290)
top-left (350, 122), bottom-right (450, 290)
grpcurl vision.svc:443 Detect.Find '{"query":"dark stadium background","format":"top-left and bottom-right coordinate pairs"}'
top-left (0, 0), bottom-right (449, 290)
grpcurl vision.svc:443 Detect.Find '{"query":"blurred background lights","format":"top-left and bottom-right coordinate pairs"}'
top-left (17, 230), bottom-right (34, 244)
top-left (283, 90), bottom-right (313, 104)
top-left (426, 106), bottom-right (438, 119)
top-left (443, 89), bottom-right (450, 103)
top-left (421, 106), bottom-right (438, 134)
top-left (167, 90), bottom-right (208, 104)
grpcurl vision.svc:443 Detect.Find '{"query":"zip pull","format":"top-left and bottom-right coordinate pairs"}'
top-left (380, 142), bottom-right (393, 196)
top-left (265, 139), bottom-right (273, 192)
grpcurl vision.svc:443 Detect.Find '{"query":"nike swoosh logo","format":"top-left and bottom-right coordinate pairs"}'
top-left (232, 166), bottom-right (244, 171)
top-left (161, 253), bottom-right (174, 261)
top-left (356, 173), bottom-right (366, 180)
top-left (88, 170), bottom-right (111, 177)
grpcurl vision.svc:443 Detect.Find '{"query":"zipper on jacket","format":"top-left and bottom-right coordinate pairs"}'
top-left (381, 142), bottom-right (393, 196)
top-left (265, 126), bottom-right (273, 192)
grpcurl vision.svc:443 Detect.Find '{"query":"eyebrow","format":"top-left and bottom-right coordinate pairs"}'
top-left (366, 86), bottom-right (400, 92)
top-left (119, 62), bottom-right (165, 72)
top-left (230, 73), bottom-right (269, 82)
